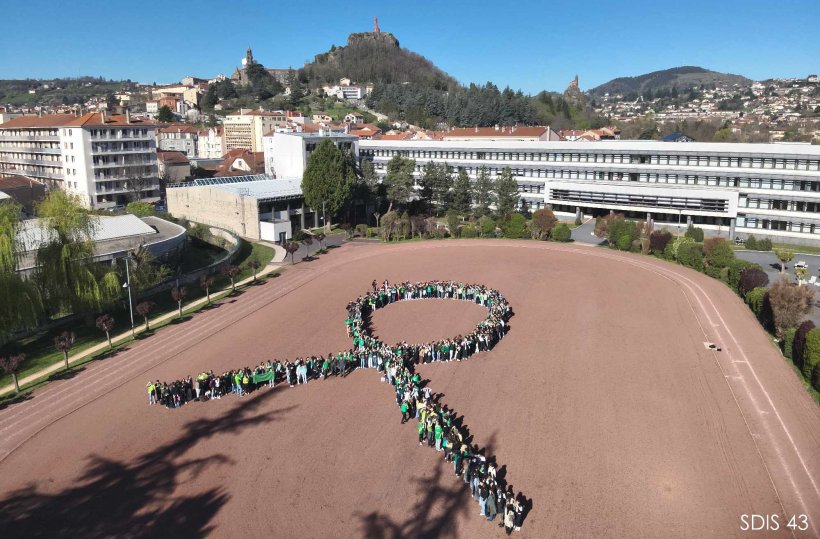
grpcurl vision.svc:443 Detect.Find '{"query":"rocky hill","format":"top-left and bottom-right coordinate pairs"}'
top-left (589, 66), bottom-right (751, 98)
top-left (300, 32), bottom-right (458, 91)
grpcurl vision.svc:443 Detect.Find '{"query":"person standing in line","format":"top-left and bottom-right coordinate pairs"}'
top-left (503, 500), bottom-right (515, 535)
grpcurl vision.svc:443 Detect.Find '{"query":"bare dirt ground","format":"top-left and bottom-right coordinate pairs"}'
top-left (0, 240), bottom-right (819, 538)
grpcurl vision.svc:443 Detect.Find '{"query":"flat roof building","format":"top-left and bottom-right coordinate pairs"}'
top-left (165, 174), bottom-right (314, 242)
top-left (360, 139), bottom-right (820, 245)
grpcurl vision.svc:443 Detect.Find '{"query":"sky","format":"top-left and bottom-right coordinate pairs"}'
top-left (0, 0), bottom-right (817, 93)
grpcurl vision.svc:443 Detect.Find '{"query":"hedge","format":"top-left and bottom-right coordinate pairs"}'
top-left (745, 287), bottom-right (767, 318)
top-left (783, 327), bottom-right (796, 360)
top-left (552, 223), bottom-right (571, 242)
top-left (803, 328), bottom-right (820, 382)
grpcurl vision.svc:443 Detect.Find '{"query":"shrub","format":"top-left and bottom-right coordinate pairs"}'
top-left (757, 237), bottom-right (772, 251)
top-left (649, 230), bottom-right (673, 255)
top-left (794, 320), bottom-right (815, 370)
top-left (292, 229), bottom-right (307, 242)
top-left (531, 208), bottom-right (558, 240)
top-left (745, 287), bottom-right (767, 317)
top-left (552, 223), bottom-right (571, 242)
top-left (802, 328), bottom-right (820, 382)
top-left (574, 216), bottom-right (582, 226)
top-left (616, 233), bottom-right (632, 251)
top-left (814, 363), bottom-right (820, 391)
top-left (739, 267), bottom-right (769, 296)
top-left (677, 242), bottom-right (704, 271)
top-left (744, 235), bottom-right (758, 250)
top-left (608, 219), bottom-right (638, 250)
top-left (767, 278), bottom-right (815, 338)
top-left (460, 224), bottom-right (477, 238)
top-left (432, 227), bottom-right (448, 239)
top-left (501, 213), bottom-right (527, 239)
top-left (479, 215), bottom-right (496, 237)
top-left (704, 238), bottom-right (735, 269)
top-left (669, 235), bottom-right (695, 260)
top-left (783, 327), bottom-right (797, 360)
top-left (188, 223), bottom-right (210, 241)
top-left (355, 224), bottom-right (368, 237)
top-left (685, 224), bottom-right (704, 242)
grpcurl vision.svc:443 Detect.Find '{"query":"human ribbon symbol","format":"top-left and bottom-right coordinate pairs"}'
top-left (152, 280), bottom-right (526, 532)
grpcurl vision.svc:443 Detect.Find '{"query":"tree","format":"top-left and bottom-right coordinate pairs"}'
top-left (128, 245), bottom-right (170, 297)
top-left (739, 268), bottom-right (769, 296)
top-left (446, 211), bottom-right (460, 238)
top-left (552, 223), bottom-right (572, 242)
top-left (301, 139), bottom-right (356, 230)
top-left (157, 105), bottom-right (175, 123)
top-left (315, 232), bottom-right (326, 250)
top-left (96, 314), bottom-right (115, 350)
top-left (774, 249), bottom-right (794, 273)
top-left (530, 208), bottom-right (557, 240)
top-left (649, 230), bottom-right (673, 255)
top-left (54, 331), bottom-right (76, 370)
top-left (493, 167), bottom-right (519, 220)
top-left (767, 278), bottom-right (814, 338)
top-left (0, 201), bottom-right (41, 346)
top-left (199, 275), bottom-right (215, 304)
top-left (684, 224), bottom-right (704, 242)
top-left (0, 353), bottom-right (24, 393)
top-left (478, 215), bottom-right (496, 237)
top-left (222, 264), bottom-right (240, 291)
top-left (284, 242), bottom-right (300, 264)
top-left (126, 201), bottom-right (154, 217)
top-left (35, 191), bottom-right (120, 316)
top-left (171, 286), bottom-right (187, 318)
top-left (795, 266), bottom-right (810, 285)
top-left (246, 257), bottom-right (262, 281)
top-left (472, 166), bottom-right (494, 217)
top-left (501, 213), bottom-right (527, 239)
top-left (135, 301), bottom-right (155, 331)
top-left (382, 155), bottom-right (416, 213)
top-left (594, 213), bottom-right (623, 243)
top-left (451, 167), bottom-right (473, 215)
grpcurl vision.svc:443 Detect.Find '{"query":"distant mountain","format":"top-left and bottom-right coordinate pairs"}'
top-left (300, 32), bottom-right (458, 91)
top-left (589, 66), bottom-right (751, 98)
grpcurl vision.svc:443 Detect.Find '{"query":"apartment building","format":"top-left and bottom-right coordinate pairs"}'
top-left (0, 112), bottom-right (159, 209)
top-left (223, 110), bottom-right (287, 152)
top-left (263, 129), bottom-right (358, 179)
top-left (197, 126), bottom-right (226, 159)
top-left (360, 139), bottom-right (820, 245)
top-left (157, 125), bottom-right (199, 158)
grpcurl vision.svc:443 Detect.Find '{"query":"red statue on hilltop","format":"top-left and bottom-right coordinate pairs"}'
top-left (374, 16), bottom-right (380, 33)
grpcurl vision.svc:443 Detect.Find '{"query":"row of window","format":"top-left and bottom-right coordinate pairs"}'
top-left (87, 128), bottom-right (150, 138)
top-left (93, 166), bottom-right (156, 180)
top-left (740, 198), bottom-right (820, 213)
top-left (362, 149), bottom-right (820, 171)
top-left (91, 141), bottom-right (152, 153)
top-left (0, 129), bottom-right (60, 138)
top-left (549, 188), bottom-right (730, 213)
top-left (0, 142), bottom-right (60, 151)
top-left (738, 217), bottom-right (819, 234)
top-left (0, 152), bottom-right (61, 163)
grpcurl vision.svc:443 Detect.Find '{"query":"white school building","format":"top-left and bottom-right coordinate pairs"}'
top-left (360, 139), bottom-right (820, 244)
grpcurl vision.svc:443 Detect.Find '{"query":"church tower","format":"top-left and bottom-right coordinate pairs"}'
top-left (373, 16), bottom-right (380, 33)
top-left (245, 47), bottom-right (254, 66)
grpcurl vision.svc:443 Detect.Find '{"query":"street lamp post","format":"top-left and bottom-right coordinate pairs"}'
top-left (124, 256), bottom-right (135, 337)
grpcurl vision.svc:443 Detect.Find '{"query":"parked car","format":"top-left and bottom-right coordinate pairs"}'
top-left (795, 261), bottom-right (808, 269)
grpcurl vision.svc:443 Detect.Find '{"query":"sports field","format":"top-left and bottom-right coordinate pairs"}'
top-left (0, 240), bottom-right (818, 537)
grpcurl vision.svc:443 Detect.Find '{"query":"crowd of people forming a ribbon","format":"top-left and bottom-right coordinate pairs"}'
top-left (146, 279), bottom-right (527, 533)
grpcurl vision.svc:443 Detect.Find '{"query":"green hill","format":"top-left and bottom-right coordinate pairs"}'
top-left (0, 77), bottom-right (138, 107)
top-left (589, 66), bottom-right (750, 98)
top-left (300, 32), bottom-right (458, 91)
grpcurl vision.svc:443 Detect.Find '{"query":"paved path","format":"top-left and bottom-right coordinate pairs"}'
top-left (0, 261), bottom-right (283, 398)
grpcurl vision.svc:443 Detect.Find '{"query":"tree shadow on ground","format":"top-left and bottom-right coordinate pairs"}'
top-left (0, 386), bottom-right (293, 537)
top-left (0, 392), bottom-right (33, 410)
top-left (357, 458), bottom-right (471, 539)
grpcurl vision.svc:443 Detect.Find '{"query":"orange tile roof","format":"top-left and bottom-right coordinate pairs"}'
top-left (0, 174), bottom-right (44, 189)
top-left (158, 124), bottom-right (199, 134)
top-left (63, 113), bottom-right (156, 127)
top-left (158, 151), bottom-right (190, 164)
top-left (443, 126), bottom-right (548, 138)
top-left (0, 114), bottom-right (76, 128)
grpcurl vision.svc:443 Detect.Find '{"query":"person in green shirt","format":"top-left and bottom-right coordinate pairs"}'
top-left (434, 422), bottom-right (444, 451)
top-left (400, 400), bottom-right (410, 424)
